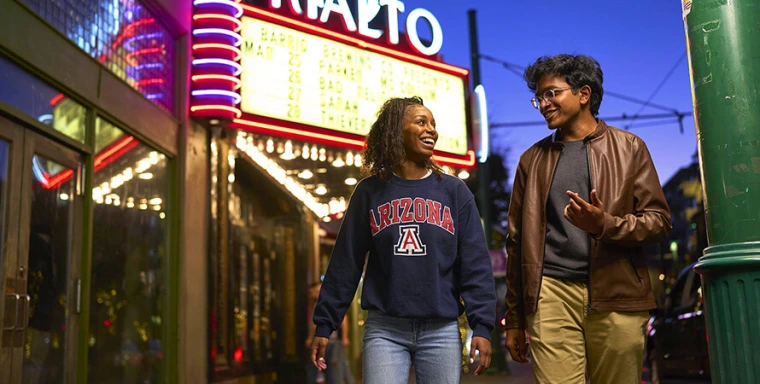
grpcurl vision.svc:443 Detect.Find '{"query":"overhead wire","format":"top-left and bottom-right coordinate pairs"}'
top-left (479, 54), bottom-right (689, 132)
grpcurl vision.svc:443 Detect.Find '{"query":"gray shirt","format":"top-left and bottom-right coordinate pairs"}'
top-left (543, 139), bottom-right (590, 281)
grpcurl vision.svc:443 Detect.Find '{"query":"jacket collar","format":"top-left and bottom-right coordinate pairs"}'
top-left (543, 119), bottom-right (609, 149)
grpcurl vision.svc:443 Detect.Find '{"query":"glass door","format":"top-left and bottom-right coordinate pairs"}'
top-left (0, 115), bottom-right (84, 384)
top-left (0, 115), bottom-right (24, 382)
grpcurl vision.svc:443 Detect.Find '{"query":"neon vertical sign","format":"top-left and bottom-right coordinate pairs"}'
top-left (191, 0), bottom-right (244, 120)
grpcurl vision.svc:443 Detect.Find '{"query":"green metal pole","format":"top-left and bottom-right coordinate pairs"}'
top-left (683, 1), bottom-right (760, 382)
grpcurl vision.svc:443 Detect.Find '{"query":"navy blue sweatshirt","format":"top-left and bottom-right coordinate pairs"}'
top-left (313, 173), bottom-right (496, 340)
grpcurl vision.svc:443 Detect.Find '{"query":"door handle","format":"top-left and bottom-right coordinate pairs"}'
top-left (3, 293), bottom-right (20, 331)
top-left (19, 294), bottom-right (31, 330)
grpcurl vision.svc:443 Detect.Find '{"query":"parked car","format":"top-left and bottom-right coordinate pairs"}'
top-left (645, 262), bottom-right (711, 383)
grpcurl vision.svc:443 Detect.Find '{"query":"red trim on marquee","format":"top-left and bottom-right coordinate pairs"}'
top-left (230, 115), bottom-right (476, 169)
top-left (240, 4), bottom-right (469, 77)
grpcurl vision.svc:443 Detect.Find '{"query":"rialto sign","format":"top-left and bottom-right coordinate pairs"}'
top-left (268, 0), bottom-right (443, 56)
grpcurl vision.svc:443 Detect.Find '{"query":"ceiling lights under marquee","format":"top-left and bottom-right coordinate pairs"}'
top-left (229, 118), bottom-right (477, 169)
top-left (235, 132), bottom-right (333, 218)
top-left (191, 0), bottom-right (244, 120)
top-left (232, 132), bottom-right (470, 219)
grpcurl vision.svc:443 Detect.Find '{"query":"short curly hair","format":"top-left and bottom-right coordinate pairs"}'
top-left (363, 97), bottom-right (443, 182)
top-left (524, 54), bottom-right (604, 116)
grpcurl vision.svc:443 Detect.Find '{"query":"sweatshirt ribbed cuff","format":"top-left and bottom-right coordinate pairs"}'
top-left (471, 324), bottom-right (492, 341)
top-left (315, 325), bottom-right (333, 339)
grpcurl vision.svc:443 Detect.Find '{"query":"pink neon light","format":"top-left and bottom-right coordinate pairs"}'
top-left (133, 78), bottom-right (165, 86)
top-left (193, 0), bottom-right (243, 18)
top-left (192, 4), bottom-right (242, 120)
top-left (45, 169), bottom-right (74, 189)
top-left (432, 150), bottom-right (476, 167)
top-left (125, 47), bottom-right (165, 66)
top-left (191, 105), bottom-right (242, 118)
top-left (192, 74), bottom-right (242, 90)
top-left (44, 136), bottom-right (140, 190)
top-left (94, 136), bottom-right (136, 168)
top-left (232, 119), bottom-right (366, 147)
top-left (193, 43), bottom-right (242, 61)
top-left (49, 94), bottom-right (65, 106)
top-left (112, 18), bottom-right (156, 49)
top-left (193, 14), bottom-right (243, 32)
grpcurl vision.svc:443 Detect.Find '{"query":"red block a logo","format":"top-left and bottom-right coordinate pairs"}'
top-left (394, 225), bottom-right (427, 256)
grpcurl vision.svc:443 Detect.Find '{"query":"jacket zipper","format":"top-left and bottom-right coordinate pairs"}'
top-left (585, 139), bottom-right (594, 313)
top-left (627, 253), bottom-right (643, 282)
top-left (536, 144), bottom-right (562, 313)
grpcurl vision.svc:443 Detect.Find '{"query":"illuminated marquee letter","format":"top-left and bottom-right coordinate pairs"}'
top-left (306, 0), bottom-right (324, 20)
top-left (269, 0), bottom-right (303, 14)
top-left (381, 0), bottom-right (405, 45)
top-left (320, 0), bottom-right (357, 32)
top-left (406, 8), bottom-right (443, 56)
top-left (358, 0), bottom-right (383, 39)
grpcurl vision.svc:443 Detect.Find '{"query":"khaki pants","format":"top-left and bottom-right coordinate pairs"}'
top-left (526, 276), bottom-right (649, 384)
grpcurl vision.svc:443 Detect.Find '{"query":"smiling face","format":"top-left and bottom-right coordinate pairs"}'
top-left (536, 75), bottom-right (592, 130)
top-left (401, 104), bottom-right (438, 162)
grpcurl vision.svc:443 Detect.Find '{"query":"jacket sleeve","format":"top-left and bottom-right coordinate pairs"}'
top-left (313, 185), bottom-right (372, 338)
top-left (457, 196), bottom-right (497, 340)
top-left (596, 139), bottom-right (672, 246)
top-left (505, 155), bottom-right (528, 330)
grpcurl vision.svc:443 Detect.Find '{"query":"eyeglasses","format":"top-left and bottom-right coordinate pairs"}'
top-left (531, 87), bottom-right (572, 109)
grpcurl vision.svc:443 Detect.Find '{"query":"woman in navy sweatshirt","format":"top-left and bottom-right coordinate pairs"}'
top-left (310, 96), bottom-right (496, 383)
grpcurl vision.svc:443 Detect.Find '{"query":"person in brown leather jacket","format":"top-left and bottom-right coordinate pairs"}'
top-left (504, 54), bottom-right (672, 384)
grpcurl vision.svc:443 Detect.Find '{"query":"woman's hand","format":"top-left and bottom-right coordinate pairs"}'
top-left (310, 336), bottom-right (329, 370)
top-left (470, 336), bottom-right (492, 375)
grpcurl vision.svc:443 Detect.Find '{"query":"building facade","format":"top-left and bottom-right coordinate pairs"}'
top-left (0, 0), bottom-right (480, 382)
top-left (193, 1), bottom-right (478, 383)
top-left (0, 0), bottom-right (210, 383)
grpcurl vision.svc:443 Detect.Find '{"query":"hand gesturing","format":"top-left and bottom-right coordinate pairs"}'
top-left (564, 189), bottom-right (605, 235)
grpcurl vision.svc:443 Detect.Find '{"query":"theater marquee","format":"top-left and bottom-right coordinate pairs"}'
top-left (238, 16), bottom-right (469, 156)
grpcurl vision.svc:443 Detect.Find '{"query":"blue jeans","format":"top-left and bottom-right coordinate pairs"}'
top-left (362, 310), bottom-right (462, 384)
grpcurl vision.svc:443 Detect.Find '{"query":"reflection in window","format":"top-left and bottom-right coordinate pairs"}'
top-left (0, 56), bottom-right (87, 143)
top-left (20, 0), bottom-right (176, 112)
top-left (0, 140), bottom-right (7, 267)
top-left (88, 118), bottom-right (169, 383)
top-left (25, 155), bottom-right (75, 383)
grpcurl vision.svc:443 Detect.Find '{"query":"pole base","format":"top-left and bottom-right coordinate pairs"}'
top-left (694, 242), bottom-right (760, 384)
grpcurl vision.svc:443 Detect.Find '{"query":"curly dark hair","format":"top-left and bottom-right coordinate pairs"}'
top-left (524, 54), bottom-right (604, 116)
top-left (363, 96), bottom-right (443, 182)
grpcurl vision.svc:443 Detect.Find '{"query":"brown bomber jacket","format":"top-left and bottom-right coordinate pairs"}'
top-left (504, 120), bottom-right (672, 329)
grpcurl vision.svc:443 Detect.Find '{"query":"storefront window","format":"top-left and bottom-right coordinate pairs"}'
top-left (0, 56), bottom-right (86, 143)
top-left (88, 118), bottom-right (169, 383)
top-left (20, 0), bottom-right (176, 112)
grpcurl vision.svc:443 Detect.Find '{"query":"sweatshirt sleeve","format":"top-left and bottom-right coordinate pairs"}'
top-left (313, 183), bottom-right (372, 338)
top-left (458, 195), bottom-right (497, 340)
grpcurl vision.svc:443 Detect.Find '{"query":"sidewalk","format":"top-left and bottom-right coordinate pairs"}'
top-left (460, 362), bottom-right (534, 384)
